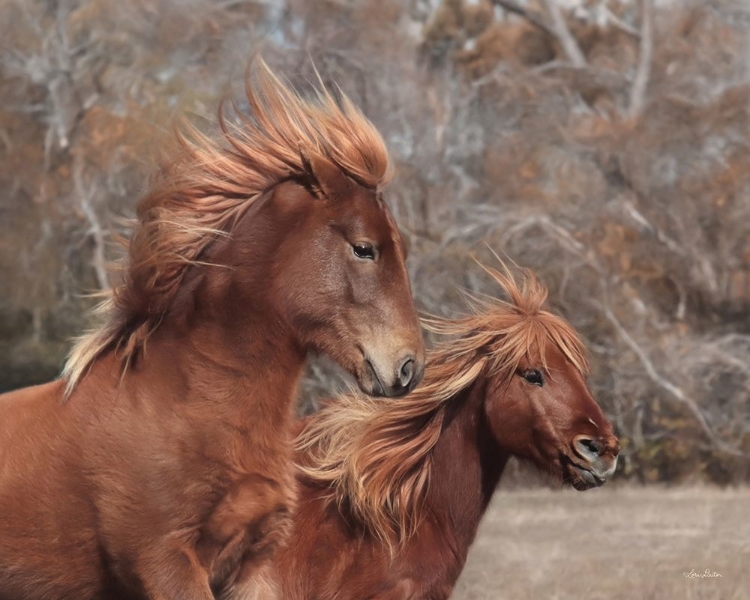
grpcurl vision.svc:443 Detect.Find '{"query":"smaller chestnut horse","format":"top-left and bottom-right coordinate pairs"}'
top-left (240, 266), bottom-right (619, 600)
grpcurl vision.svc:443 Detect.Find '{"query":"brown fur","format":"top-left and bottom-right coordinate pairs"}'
top-left (238, 266), bottom-right (620, 600)
top-left (0, 60), bottom-right (424, 600)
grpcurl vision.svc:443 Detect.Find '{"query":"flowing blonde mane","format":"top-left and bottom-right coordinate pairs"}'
top-left (296, 265), bottom-right (588, 547)
top-left (62, 59), bottom-right (392, 397)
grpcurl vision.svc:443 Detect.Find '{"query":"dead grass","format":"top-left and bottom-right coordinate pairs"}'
top-left (453, 485), bottom-right (750, 600)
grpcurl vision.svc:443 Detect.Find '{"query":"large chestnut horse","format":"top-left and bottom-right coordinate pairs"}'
top-left (0, 62), bottom-right (425, 600)
top-left (241, 266), bottom-right (619, 600)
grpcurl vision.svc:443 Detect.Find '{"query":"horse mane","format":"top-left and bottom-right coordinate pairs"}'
top-left (62, 59), bottom-right (392, 397)
top-left (296, 265), bottom-right (588, 548)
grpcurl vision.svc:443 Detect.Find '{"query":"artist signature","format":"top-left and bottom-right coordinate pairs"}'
top-left (684, 569), bottom-right (722, 579)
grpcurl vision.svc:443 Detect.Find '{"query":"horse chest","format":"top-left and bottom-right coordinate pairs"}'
top-left (197, 473), bottom-right (294, 591)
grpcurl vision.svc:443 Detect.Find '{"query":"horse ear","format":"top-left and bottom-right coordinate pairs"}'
top-left (300, 149), bottom-right (354, 201)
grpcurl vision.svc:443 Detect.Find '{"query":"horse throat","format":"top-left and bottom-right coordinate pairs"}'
top-left (426, 380), bottom-right (509, 556)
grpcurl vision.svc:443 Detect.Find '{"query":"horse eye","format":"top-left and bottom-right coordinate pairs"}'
top-left (352, 243), bottom-right (375, 260)
top-left (522, 369), bottom-right (544, 387)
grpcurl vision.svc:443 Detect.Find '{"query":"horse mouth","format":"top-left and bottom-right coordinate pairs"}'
top-left (569, 464), bottom-right (606, 490)
top-left (562, 456), bottom-right (606, 491)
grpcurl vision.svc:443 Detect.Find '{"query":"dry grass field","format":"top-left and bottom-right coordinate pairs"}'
top-left (453, 486), bottom-right (749, 600)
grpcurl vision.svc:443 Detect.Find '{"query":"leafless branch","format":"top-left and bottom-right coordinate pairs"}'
top-left (492, 0), bottom-right (587, 67)
top-left (489, 0), bottom-right (556, 37)
top-left (74, 162), bottom-right (109, 291)
top-left (600, 305), bottom-right (745, 457)
top-left (602, 6), bottom-right (641, 39)
top-left (541, 0), bottom-right (587, 67)
top-left (629, 0), bottom-right (653, 118)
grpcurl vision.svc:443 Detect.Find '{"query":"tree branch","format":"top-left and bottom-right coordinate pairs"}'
top-left (492, 0), bottom-right (588, 67)
top-left (74, 162), bottom-right (109, 291)
top-left (489, 0), bottom-right (556, 38)
top-left (541, 0), bottom-right (587, 67)
top-left (600, 305), bottom-right (744, 457)
top-left (629, 0), bottom-right (653, 118)
top-left (603, 5), bottom-right (641, 39)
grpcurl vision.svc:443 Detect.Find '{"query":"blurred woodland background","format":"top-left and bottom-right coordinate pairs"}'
top-left (1, 0), bottom-right (750, 486)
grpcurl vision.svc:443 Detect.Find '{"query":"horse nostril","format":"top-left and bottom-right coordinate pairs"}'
top-left (574, 436), bottom-right (604, 460)
top-left (397, 357), bottom-right (415, 389)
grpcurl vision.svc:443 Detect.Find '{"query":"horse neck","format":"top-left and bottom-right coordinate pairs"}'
top-left (120, 198), bottom-right (306, 430)
top-left (423, 378), bottom-right (509, 555)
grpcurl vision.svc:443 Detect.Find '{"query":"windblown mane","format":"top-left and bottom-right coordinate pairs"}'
top-left (296, 266), bottom-right (588, 547)
top-left (63, 59), bottom-right (392, 396)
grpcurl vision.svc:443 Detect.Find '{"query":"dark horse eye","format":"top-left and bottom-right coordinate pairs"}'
top-left (522, 369), bottom-right (544, 387)
top-left (352, 243), bottom-right (375, 260)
